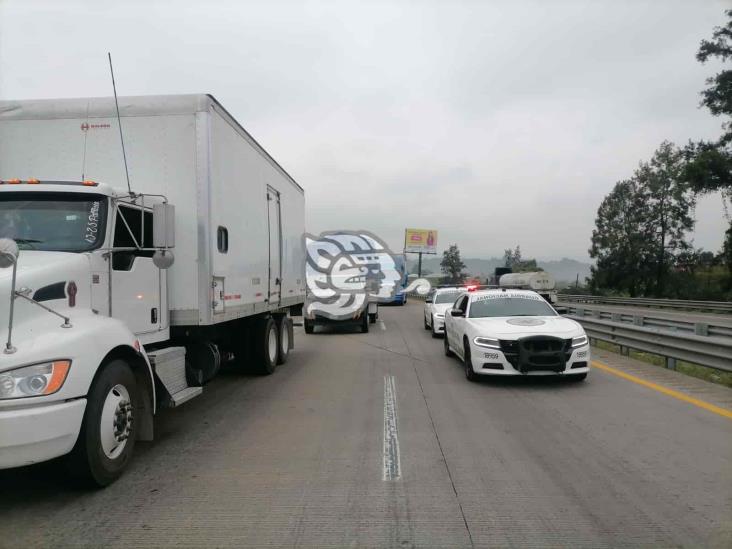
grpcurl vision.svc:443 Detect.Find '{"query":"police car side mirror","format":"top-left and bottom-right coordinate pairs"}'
top-left (450, 309), bottom-right (464, 317)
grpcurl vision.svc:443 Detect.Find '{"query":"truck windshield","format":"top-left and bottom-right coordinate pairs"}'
top-left (469, 296), bottom-right (557, 318)
top-left (0, 192), bottom-right (107, 252)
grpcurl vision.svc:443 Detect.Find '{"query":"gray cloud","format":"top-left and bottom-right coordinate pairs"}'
top-left (1, 0), bottom-right (728, 260)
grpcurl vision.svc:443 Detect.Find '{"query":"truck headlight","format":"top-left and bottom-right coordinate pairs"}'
top-left (0, 360), bottom-right (71, 400)
top-left (473, 337), bottom-right (501, 349)
top-left (572, 335), bottom-right (588, 348)
top-left (435, 313), bottom-right (445, 318)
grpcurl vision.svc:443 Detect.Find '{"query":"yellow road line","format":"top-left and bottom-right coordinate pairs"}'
top-left (591, 360), bottom-right (732, 421)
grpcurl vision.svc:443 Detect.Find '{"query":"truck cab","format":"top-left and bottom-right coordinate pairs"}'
top-left (0, 180), bottom-right (167, 484)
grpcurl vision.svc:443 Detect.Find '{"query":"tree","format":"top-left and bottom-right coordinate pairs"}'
top-left (441, 244), bottom-right (466, 284)
top-left (683, 9), bottom-right (732, 276)
top-left (696, 9), bottom-right (732, 144)
top-left (638, 142), bottom-right (696, 295)
top-left (589, 179), bottom-right (654, 296)
top-left (503, 245), bottom-right (542, 272)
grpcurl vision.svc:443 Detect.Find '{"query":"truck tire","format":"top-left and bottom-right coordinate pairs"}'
top-left (253, 316), bottom-right (279, 375)
top-left (304, 318), bottom-right (314, 334)
top-left (67, 359), bottom-right (138, 487)
top-left (360, 312), bottom-right (369, 333)
top-left (369, 313), bottom-right (377, 324)
top-left (277, 316), bottom-right (292, 365)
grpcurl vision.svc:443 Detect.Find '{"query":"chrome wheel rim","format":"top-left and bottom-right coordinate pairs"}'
top-left (268, 325), bottom-right (278, 363)
top-left (280, 325), bottom-right (289, 356)
top-left (100, 384), bottom-right (132, 460)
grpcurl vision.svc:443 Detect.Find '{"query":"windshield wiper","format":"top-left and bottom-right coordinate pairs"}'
top-left (9, 238), bottom-right (44, 250)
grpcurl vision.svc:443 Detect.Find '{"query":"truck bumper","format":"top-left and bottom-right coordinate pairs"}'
top-left (0, 399), bottom-right (86, 469)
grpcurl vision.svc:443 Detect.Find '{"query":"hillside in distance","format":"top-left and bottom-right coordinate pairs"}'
top-left (406, 256), bottom-right (592, 284)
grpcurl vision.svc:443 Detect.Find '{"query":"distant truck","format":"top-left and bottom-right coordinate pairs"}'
top-left (0, 94), bottom-right (305, 485)
top-left (499, 271), bottom-right (557, 304)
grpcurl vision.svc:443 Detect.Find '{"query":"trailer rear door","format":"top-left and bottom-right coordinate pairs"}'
top-left (267, 186), bottom-right (282, 307)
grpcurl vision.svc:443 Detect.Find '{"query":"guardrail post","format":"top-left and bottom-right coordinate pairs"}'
top-left (620, 345), bottom-right (629, 356)
top-left (576, 307), bottom-right (584, 317)
top-left (633, 315), bottom-right (644, 327)
top-left (666, 357), bottom-right (677, 370)
top-left (695, 323), bottom-right (709, 337)
top-left (611, 313), bottom-right (621, 323)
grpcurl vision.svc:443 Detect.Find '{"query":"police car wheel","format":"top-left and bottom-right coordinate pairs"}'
top-left (464, 342), bottom-right (478, 382)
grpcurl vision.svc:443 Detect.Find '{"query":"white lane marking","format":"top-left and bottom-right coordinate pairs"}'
top-left (379, 320), bottom-right (386, 331)
top-left (383, 375), bottom-right (401, 481)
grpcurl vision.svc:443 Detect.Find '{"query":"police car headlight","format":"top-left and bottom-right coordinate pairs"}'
top-left (473, 337), bottom-right (500, 349)
top-left (0, 360), bottom-right (71, 400)
top-left (571, 335), bottom-right (588, 348)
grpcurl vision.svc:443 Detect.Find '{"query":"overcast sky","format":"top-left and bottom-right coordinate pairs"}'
top-left (1, 0), bottom-right (729, 261)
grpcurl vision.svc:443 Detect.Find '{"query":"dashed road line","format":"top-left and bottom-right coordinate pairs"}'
top-left (383, 375), bottom-right (401, 481)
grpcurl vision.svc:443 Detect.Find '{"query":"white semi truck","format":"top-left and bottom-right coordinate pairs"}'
top-left (0, 95), bottom-right (305, 485)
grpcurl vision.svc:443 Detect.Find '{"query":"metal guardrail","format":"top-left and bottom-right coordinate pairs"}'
top-left (564, 305), bottom-right (732, 339)
top-left (559, 294), bottom-right (732, 313)
top-left (567, 314), bottom-right (732, 373)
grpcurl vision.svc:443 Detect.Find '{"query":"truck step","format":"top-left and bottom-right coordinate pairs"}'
top-left (169, 386), bottom-right (202, 407)
top-left (147, 346), bottom-right (201, 407)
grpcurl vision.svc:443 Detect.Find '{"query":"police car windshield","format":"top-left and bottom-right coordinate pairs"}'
top-left (469, 296), bottom-right (557, 318)
top-left (435, 291), bottom-right (461, 304)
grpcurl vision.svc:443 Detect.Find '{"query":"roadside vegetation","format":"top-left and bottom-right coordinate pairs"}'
top-left (589, 10), bottom-right (732, 301)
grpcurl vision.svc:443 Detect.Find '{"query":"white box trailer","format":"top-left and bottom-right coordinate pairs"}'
top-left (0, 95), bottom-right (305, 485)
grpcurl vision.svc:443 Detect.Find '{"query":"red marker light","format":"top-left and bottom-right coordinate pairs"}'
top-left (26, 178), bottom-right (40, 184)
top-left (7, 179), bottom-right (21, 184)
top-left (82, 180), bottom-right (97, 186)
top-left (66, 281), bottom-right (77, 307)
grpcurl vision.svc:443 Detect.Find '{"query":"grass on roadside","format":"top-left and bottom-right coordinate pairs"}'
top-left (592, 339), bottom-right (732, 389)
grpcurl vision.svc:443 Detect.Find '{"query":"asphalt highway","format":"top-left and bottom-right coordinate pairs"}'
top-left (2, 302), bottom-right (731, 548)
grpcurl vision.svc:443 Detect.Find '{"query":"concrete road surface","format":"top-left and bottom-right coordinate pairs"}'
top-left (2, 302), bottom-right (731, 548)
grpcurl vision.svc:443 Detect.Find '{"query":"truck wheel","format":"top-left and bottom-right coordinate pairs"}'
top-left (464, 341), bottom-right (478, 382)
top-left (369, 313), bottom-right (377, 324)
top-left (424, 315), bottom-right (429, 330)
top-left (304, 318), bottom-right (314, 334)
top-left (277, 316), bottom-right (292, 365)
top-left (360, 312), bottom-right (369, 333)
top-left (253, 316), bottom-right (279, 375)
top-left (67, 359), bottom-right (137, 487)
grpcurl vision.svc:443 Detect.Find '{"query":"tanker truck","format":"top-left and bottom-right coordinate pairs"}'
top-left (499, 271), bottom-right (557, 304)
top-left (0, 94), bottom-right (305, 486)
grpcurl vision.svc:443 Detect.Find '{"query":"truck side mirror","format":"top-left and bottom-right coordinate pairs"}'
top-left (425, 297), bottom-right (433, 303)
top-left (450, 309), bottom-right (464, 317)
top-left (0, 238), bottom-right (19, 268)
top-left (153, 203), bottom-right (175, 249)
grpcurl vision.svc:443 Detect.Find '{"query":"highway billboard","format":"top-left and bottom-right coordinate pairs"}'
top-left (404, 228), bottom-right (438, 254)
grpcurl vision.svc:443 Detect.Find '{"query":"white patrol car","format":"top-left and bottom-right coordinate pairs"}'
top-left (443, 288), bottom-right (590, 381)
top-left (423, 287), bottom-right (464, 337)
